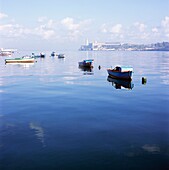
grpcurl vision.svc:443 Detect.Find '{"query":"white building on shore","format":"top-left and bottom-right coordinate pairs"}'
top-left (79, 41), bottom-right (123, 51)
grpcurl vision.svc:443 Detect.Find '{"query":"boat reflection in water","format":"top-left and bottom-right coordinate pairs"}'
top-left (107, 76), bottom-right (134, 90)
top-left (78, 66), bottom-right (94, 75)
top-left (5, 62), bottom-right (35, 68)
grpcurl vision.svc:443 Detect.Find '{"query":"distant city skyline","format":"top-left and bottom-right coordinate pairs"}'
top-left (79, 41), bottom-right (169, 51)
top-left (0, 0), bottom-right (169, 50)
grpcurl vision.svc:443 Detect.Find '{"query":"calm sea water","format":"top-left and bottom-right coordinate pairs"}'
top-left (0, 51), bottom-right (169, 170)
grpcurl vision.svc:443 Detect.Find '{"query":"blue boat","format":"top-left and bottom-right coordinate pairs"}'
top-left (51, 52), bottom-right (57, 57)
top-left (107, 66), bottom-right (133, 80)
top-left (78, 59), bottom-right (94, 68)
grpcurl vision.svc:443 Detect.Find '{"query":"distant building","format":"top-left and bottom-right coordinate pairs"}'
top-left (79, 41), bottom-right (122, 51)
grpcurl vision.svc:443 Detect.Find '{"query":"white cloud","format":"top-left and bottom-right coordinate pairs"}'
top-left (134, 22), bottom-right (147, 32)
top-left (140, 32), bottom-right (149, 40)
top-left (32, 18), bottom-right (57, 40)
top-left (100, 23), bottom-right (124, 42)
top-left (60, 17), bottom-right (92, 41)
top-left (0, 13), bottom-right (8, 19)
top-left (152, 27), bottom-right (158, 33)
top-left (101, 24), bottom-right (107, 33)
top-left (161, 16), bottom-right (169, 28)
top-left (1, 13), bottom-right (169, 48)
top-left (0, 13), bottom-right (31, 38)
top-left (43, 30), bottom-right (55, 40)
top-left (110, 24), bottom-right (122, 34)
top-left (47, 19), bottom-right (55, 28)
top-left (101, 23), bottom-right (122, 34)
top-left (161, 16), bottom-right (169, 37)
top-left (0, 23), bottom-right (31, 38)
top-left (38, 17), bottom-right (55, 28)
top-left (32, 17), bottom-right (92, 41)
top-left (0, 24), bottom-right (12, 31)
top-left (34, 26), bottom-right (55, 40)
top-left (61, 17), bottom-right (79, 31)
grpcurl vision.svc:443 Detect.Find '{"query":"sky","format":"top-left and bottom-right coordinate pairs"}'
top-left (0, 0), bottom-right (169, 50)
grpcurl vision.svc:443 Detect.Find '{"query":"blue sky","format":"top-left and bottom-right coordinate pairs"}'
top-left (0, 0), bottom-right (169, 50)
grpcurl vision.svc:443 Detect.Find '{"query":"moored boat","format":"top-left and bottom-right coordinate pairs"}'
top-left (58, 53), bottom-right (65, 58)
top-left (32, 52), bottom-right (45, 58)
top-left (107, 66), bottom-right (133, 80)
top-left (40, 52), bottom-right (45, 58)
top-left (0, 48), bottom-right (17, 56)
top-left (78, 59), bottom-right (94, 68)
top-left (51, 52), bottom-right (57, 57)
top-left (5, 56), bottom-right (35, 64)
top-left (0, 51), bottom-right (12, 56)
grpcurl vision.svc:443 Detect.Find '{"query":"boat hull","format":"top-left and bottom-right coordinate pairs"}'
top-left (51, 54), bottom-right (57, 57)
top-left (33, 55), bottom-right (45, 58)
top-left (58, 54), bottom-right (65, 58)
top-left (79, 59), bottom-right (94, 68)
top-left (0, 52), bottom-right (12, 56)
top-left (79, 62), bottom-right (93, 68)
top-left (107, 69), bottom-right (132, 80)
top-left (5, 58), bottom-right (35, 64)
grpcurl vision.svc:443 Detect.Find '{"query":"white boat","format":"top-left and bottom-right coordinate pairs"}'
top-left (0, 48), bottom-right (17, 56)
top-left (5, 56), bottom-right (35, 64)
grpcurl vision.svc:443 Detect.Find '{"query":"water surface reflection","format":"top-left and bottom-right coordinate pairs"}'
top-left (29, 122), bottom-right (46, 147)
top-left (107, 76), bottom-right (134, 90)
top-left (78, 66), bottom-right (94, 75)
top-left (0, 51), bottom-right (169, 170)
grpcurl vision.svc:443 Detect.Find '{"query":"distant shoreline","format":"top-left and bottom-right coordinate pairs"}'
top-left (79, 42), bottom-right (169, 51)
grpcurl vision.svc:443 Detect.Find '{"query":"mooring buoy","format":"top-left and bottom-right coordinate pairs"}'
top-left (142, 77), bottom-right (147, 85)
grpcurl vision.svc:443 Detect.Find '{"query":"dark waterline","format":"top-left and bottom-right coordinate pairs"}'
top-left (0, 51), bottom-right (169, 170)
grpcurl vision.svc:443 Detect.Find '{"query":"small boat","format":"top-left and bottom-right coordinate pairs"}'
top-left (0, 51), bottom-right (12, 56)
top-left (107, 66), bottom-right (133, 80)
top-left (0, 48), bottom-right (17, 56)
top-left (78, 59), bottom-right (94, 68)
top-left (5, 56), bottom-right (35, 64)
top-left (51, 52), bottom-right (65, 58)
top-left (0, 48), bottom-right (17, 53)
top-left (32, 53), bottom-right (45, 58)
top-left (40, 52), bottom-right (45, 58)
top-left (107, 76), bottom-right (134, 90)
top-left (51, 52), bottom-right (57, 57)
top-left (58, 54), bottom-right (65, 58)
